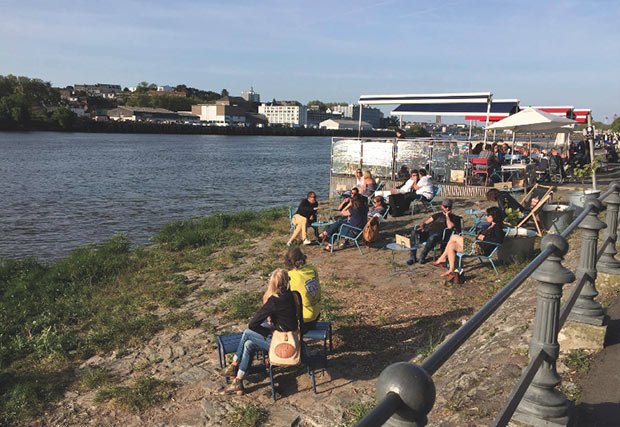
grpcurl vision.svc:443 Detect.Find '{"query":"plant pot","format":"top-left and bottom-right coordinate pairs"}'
top-left (541, 203), bottom-right (575, 234)
top-left (497, 227), bottom-right (538, 264)
top-left (568, 189), bottom-right (601, 216)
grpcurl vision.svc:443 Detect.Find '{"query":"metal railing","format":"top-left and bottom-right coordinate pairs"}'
top-left (357, 182), bottom-right (620, 427)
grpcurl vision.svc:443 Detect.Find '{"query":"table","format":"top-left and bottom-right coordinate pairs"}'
top-left (501, 163), bottom-right (536, 188)
top-left (385, 242), bottom-right (414, 275)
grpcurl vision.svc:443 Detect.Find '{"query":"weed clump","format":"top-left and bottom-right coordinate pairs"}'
top-left (227, 403), bottom-right (269, 427)
top-left (95, 376), bottom-right (174, 412)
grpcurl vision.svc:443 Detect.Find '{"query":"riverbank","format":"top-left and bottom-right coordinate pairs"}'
top-left (0, 119), bottom-right (396, 138)
top-left (1, 199), bottom-right (618, 426)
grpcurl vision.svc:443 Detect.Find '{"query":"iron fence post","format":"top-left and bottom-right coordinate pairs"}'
top-left (569, 198), bottom-right (606, 325)
top-left (597, 182), bottom-right (620, 273)
top-left (373, 362), bottom-right (436, 426)
top-left (514, 235), bottom-right (575, 426)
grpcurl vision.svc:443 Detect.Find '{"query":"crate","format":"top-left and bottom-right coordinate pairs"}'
top-left (450, 170), bottom-right (465, 183)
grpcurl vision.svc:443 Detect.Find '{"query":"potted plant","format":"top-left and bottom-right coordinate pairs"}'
top-left (568, 161), bottom-right (601, 215)
top-left (540, 196), bottom-right (575, 234)
top-left (497, 208), bottom-right (538, 263)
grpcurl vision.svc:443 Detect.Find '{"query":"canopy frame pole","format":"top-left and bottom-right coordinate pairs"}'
top-left (357, 103), bottom-right (363, 139)
top-left (468, 120), bottom-right (473, 141)
top-left (588, 113), bottom-right (597, 191)
top-left (483, 95), bottom-right (492, 144)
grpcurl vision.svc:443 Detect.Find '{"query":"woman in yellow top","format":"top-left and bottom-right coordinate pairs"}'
top-left (284, 247), bottom-right (321, 332)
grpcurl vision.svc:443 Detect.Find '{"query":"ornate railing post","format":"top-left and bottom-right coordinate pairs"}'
top-left (374, 363), bottom-right (436, 427)
top-left (597, 182), bottom-right (620, 273)
top-left (515, 235), bottom-right (575, 426)
top-left (568, 198), bottom-right (606, 325)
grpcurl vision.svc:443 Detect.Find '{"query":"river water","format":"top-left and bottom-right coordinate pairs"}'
top-left (0, 132), bottom-right (331, 261)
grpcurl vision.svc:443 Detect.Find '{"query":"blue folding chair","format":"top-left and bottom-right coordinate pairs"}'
top-left (288, 207), bottom-right (295, 234)
top-left (455, 231), bottom-right (507, 276)
top-left (330, 223), bottom-right (364, 254)
top-left (411, 185), bottom-right (441, 215)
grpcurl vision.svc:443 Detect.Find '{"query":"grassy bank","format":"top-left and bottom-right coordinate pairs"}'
top-left (0, 208), bottom-right (288, 426)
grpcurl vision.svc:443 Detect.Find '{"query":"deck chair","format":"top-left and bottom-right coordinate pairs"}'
top-left (517, 184), bottom-right (554, 236)
top-left (330, 223), bottom-right (364, 254)
top-left (456, 229), bottom-right (508, 276)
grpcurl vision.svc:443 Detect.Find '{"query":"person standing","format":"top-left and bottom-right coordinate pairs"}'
top-left (288, 191), bottom-right (319, 246)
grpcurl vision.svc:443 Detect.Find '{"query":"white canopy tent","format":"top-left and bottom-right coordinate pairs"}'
top-left (487, 107), bottom-right (576, 133)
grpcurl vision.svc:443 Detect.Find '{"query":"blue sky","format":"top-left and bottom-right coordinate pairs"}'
top-left (1, 0), bottom-right (618, 121)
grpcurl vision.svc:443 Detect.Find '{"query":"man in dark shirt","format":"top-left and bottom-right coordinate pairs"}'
top-left (407, 199), bottom-right (462, 264)
top-left (288, 191), bottom-right (319, 246)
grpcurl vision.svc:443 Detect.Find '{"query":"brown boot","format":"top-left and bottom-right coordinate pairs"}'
top-left (223, 378), bottom-right (244, 395)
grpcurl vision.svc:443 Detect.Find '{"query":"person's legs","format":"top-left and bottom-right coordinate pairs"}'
top-left (389, 193), bottom-right (405, 216)
top-left (292, 214), bottom-right (308, 241)
top-left (445, 236), bottom-right (464, 274)
top-left (407, 227), bottom-right (421, 264)
top-left (231, 329), bottom-right (270, 378)
top-left (420, 232), bottom-right (442, 262)
top-left (288, 214), bottom-right (304, 244)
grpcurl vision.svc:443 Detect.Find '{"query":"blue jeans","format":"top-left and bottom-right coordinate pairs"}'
top-left (234, 328), bottom-right (271, 377)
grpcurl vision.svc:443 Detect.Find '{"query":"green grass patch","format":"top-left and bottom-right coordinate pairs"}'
top-left (340, 400), bottom-right (376, 427)
top-left (215, 291), bottom-right (262, 320)
top-left (562, 349), bottom-right (593, 374)
top-left (153, 208), bottom-right (287, 251)
top-left (164, 311), bottom-right (201, 331)
top-left (78, 367), bottom-right (111, 390)
top-left (227, 403), bottom-right (269, 427)
top-left (0, 368), bottom-right (74, 426)
top-left (95, 377), bottom-right (174, 412)
top-left (198, 287), bottom-right (230, 300)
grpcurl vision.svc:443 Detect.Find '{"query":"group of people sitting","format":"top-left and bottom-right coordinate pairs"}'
top-left (222, 247), bottom-right (321, 395)
top-left (386, 167), bottom-right (435, 216)
top-left (403, 198), bottom-right (506, 281)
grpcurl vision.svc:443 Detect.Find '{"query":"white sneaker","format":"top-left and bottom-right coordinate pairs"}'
top-left (303, 239), bottom-right (312, 245)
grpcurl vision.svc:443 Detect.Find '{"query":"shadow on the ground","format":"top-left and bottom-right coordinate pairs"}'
top-left (322, 307), bottom-right (473, 384)
top-left (574, 401), bottom-right (620, 426)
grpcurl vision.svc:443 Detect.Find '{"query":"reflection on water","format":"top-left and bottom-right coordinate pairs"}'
top-left (0, 133), bottom-right (331, 260)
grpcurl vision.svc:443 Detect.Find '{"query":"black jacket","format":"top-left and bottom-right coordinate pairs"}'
top-left (248, 289), bottom-right (302, 337)
top-left (296, 198), bottom-right (318, 222)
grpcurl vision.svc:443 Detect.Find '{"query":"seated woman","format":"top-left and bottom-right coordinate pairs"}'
top-left (368, 195), bottom-right (388, 219)
top-left (432, 207), bottom-right (505, 280)
top-left (222, 268), bottom-right (301, 395)
top-left (361, 170), bottom-right (377, 198)
top-left (320, 196), bottom-right (368, 250)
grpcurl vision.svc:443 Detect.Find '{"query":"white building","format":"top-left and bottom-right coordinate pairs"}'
top-left (157, 85), bottom-right (174, 92)
top-left (258, 102), bottom-right (307, 127)
top-left (319, 119), bottom-right (372, 130)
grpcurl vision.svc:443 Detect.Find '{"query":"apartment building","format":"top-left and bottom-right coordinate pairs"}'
top-left (258, 101), bottom-right (307, 127)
